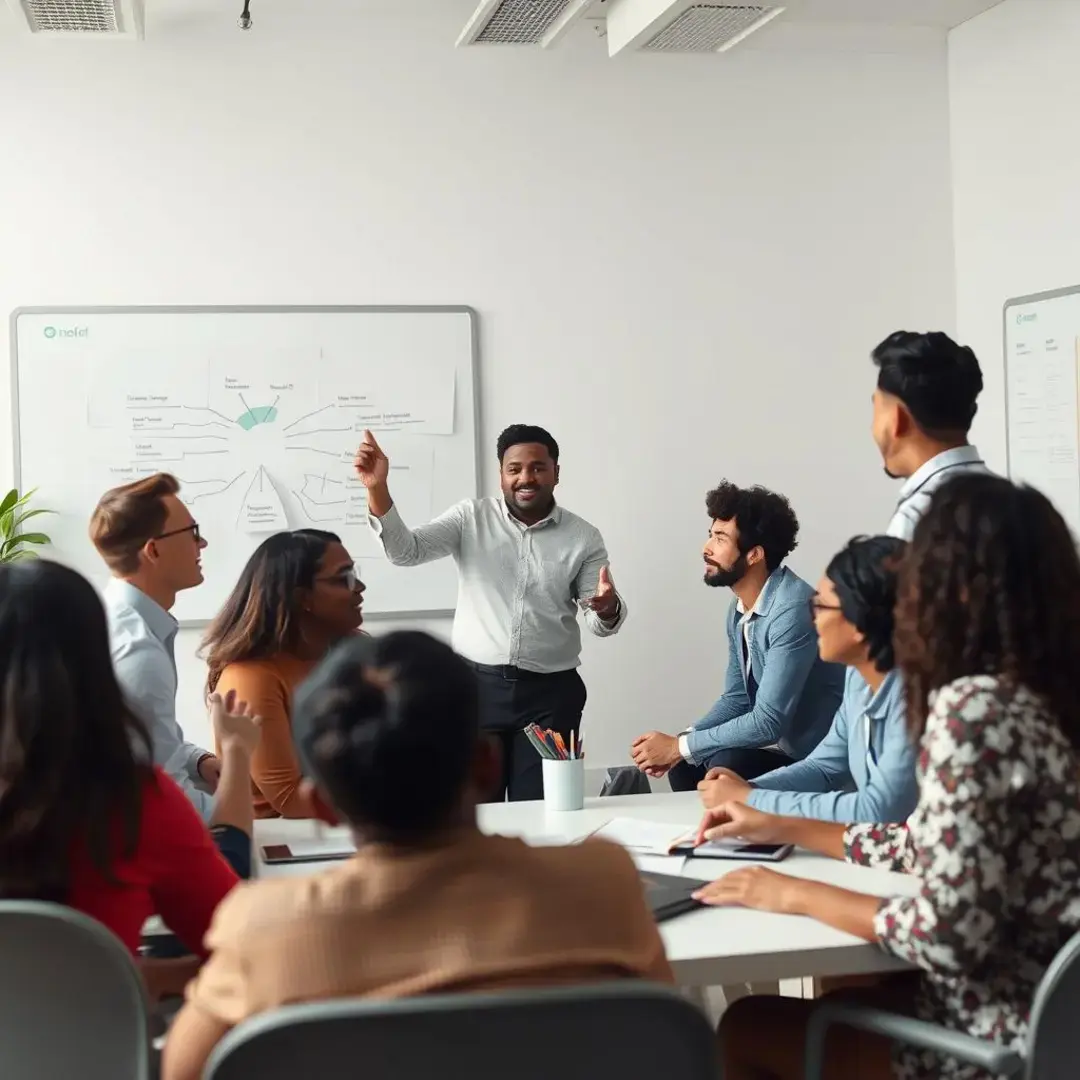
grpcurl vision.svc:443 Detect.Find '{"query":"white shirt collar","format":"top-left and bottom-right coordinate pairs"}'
top-left (735, 590), bottom-right (766, 618)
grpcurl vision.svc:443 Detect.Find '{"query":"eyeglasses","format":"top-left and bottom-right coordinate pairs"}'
top-left (155, 522), bottom-right (202, 544)
top-left (807, 598), bottom-right (843, 619)
top-left (317, 566), bottom-right (361, 590)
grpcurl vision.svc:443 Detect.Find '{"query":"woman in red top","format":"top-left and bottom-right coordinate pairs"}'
top-left (0, 560), bottom-right (245, 959)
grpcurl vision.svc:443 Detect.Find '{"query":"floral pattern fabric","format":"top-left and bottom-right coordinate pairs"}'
top-left (844, 675), bottom-right (1080, 1080)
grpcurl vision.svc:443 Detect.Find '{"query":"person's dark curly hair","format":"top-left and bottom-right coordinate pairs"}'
top-left (825, 536), bottom-right (907, 673)
top-left (705, 481), bottom-right (799, 572)
top-left (895, 474), bottom-right (1080, 746)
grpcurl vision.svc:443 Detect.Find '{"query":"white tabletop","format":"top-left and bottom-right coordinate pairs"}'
top-left (253, 792), bottom-right (918, 987)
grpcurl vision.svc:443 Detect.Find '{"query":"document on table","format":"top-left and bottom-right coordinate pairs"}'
top-left (589, 818), bottom-right (693, 856)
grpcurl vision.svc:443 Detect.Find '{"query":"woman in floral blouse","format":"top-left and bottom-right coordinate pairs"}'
top-left (694, 474), bottom-right (1080, 1080)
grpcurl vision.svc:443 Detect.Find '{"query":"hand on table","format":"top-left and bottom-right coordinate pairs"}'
top-left (698, 766), bottom-right (752, 808)
top-left (631, 731), bottom-right (681, 771)
top-left (583, 566), bottom-right (620, 621)
top-left (210, 689), bottom-right (262, 758)
top-left (691, 866), bottom-right (803, 914)
top-left (353, 429), bottom-right (390, 488)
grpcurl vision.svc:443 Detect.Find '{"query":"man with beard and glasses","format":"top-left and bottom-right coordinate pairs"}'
top-left (631, 482), bottom-right (843, 792)
top-left (871, 330), bottom-right (991, 539)
top-left (354, 424), bottom-right (624, 802)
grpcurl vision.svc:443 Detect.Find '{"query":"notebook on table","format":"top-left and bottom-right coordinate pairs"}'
top-left (639, 871), bottom-right (707, 923)
top-left (592, 818), bottom-right (793, 862)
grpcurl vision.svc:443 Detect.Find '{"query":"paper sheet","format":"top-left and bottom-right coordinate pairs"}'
top-left (589, 818), bottom-right (690, 856)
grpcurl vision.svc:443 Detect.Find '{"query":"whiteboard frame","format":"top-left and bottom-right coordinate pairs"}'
top-left (9, 304), bottom-right (482, 623)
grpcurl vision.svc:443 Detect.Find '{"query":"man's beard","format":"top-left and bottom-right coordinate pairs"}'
top-left (882, 465), bottom-right (901, 480)
top-left (703, 553), bottom-right (748, 588)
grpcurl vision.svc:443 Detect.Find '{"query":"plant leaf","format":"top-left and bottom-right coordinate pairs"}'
top-left (11, 508), bottom-right (53, 531)
top-left (13, 532), bottom-right (50, 546)
top-left (0, 490), bottom-right (16, 519)
top-left (0, 511), bottom-right (11, 541)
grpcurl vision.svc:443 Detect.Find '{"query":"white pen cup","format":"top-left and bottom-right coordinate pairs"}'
top-left (542, 757), bottom-right (585, 812)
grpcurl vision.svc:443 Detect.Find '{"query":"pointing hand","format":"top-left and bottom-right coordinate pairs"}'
top-left (353, 429), bottom-right (390, 488)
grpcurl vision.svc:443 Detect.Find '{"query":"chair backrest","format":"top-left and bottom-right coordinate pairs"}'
top-left (0, 901), bottom-right (150, 1080)
top-left (1024, 928), bottom-right (1080, 1080)
top-left (206, 981), bottom-right (717, 1080)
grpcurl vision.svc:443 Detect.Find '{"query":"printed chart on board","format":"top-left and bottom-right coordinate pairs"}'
top-left (13, 308), bottom-right (479, 621)
top-left (1004, 288), bottom-right (1080, 536)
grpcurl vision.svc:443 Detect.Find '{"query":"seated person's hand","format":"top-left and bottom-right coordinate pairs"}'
top-left (630, 731), bottom-right (681, 772)
top-left (210, 689), bottom-right (262, 758)
top-left (698, 766), bottom-right (751, 808)
top-left (694, 800), bottom-right (784, 846)
top-left (691, 866), bottom-right (800, 914)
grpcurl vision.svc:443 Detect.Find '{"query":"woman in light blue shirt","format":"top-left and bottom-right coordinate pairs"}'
top-left (698, 536), bottom-right (917, 824)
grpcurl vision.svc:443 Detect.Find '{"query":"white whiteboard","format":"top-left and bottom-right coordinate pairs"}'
top-left (1004, 286), bottom-right (1080, 535)
top-left (11, 306), bottom-right (480, 622)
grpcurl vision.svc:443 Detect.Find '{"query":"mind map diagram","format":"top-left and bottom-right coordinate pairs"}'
top-left (86, 352), bottom-right (449, 541)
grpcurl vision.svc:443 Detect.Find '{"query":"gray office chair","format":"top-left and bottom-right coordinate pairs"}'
top-left (206, 982), bottom-right (717, 1080)
top-left (805, 929), bottom-right (1080, 1080)
top-left (0, 900), bottom-right (151, 1080)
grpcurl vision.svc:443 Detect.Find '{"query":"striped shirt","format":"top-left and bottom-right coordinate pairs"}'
top-left (370, 498), bottom-right (625, 673)
top-left (886, 446), bottom-right (991, 541)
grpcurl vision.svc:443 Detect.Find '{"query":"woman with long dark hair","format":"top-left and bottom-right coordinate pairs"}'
top-left (0, 560), bottom-right (253, 961)
top-left (201, 529), bottom-right (365, 818)
top-left (694, 475), bottom-right (1080, 1079)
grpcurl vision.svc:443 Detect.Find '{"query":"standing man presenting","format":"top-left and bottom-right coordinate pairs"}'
top-left (871, 330), bottom-right (990, 538)
top-left (354, 424), bottom-right (625, 802)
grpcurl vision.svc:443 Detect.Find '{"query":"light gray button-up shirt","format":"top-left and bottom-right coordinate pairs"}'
top-left (370, 498), bottom-right (626, 673)
top-left (887, 445), bottom-right (991, 540)
top-left (103, 579), bottom-right (213, 820)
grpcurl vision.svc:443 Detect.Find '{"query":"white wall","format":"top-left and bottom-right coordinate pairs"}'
top-left (949, 0), bottom-right (1080, 471)
top-left (0, 6), bottom-right (956, 763)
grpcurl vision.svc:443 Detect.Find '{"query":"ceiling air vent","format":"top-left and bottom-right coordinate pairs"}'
top-left (605, 0), bottom-right (784, 56)
top-left (5, 0), bottom-right (145, 38)
top-left (643, 5), bottom-right (785, 52)
top-left (457, 0), bottom-right (595, 48)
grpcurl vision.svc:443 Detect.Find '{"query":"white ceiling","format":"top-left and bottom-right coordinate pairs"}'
top-left (774, 0), bottom-right (1005, 29)
top-left (0, 0), bottom-right (1010, 41)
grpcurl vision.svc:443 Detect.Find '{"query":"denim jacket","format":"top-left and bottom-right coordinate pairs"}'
top-left (746, 668), bottom-right (917, 823)
top-left (686, 566), bottom-right (845, 764)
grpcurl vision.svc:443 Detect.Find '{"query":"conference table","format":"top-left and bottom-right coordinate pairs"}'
top-left (253, 791), bottom-right (917, 989)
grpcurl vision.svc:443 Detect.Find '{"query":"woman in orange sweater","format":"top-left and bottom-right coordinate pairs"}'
top-left (202, 530), bottom-right (365, 818)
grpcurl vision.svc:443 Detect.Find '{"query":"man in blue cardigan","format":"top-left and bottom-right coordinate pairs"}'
top-left (631, 481), bottom-right (844, 791)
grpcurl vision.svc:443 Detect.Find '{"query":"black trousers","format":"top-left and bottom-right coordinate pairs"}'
top-left (668, 746), bottom-right (795, 792)
top-left (472, 664), bottom-right (587, 802)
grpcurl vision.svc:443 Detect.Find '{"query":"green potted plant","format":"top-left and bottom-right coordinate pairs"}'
top-left (0, 487), bottom-right (53, 563)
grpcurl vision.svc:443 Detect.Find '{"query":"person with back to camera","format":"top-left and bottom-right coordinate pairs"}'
top-left (870, 330), bottom-right (991, 538)
top-left (692, 475), bottom-right (1080, 1080)
top-left (201, 529), bottom-right (366, 819)
top-left (697, 535), bottom-right (917, 826)
top-left (162, 631), bottom-right (673, 1080)
top-left (631, 481), bottom-right (844, 790)
top-left (354, 423), bottom-right (625, 802)
top-left (0, 559), bottom-right (261, 1002)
